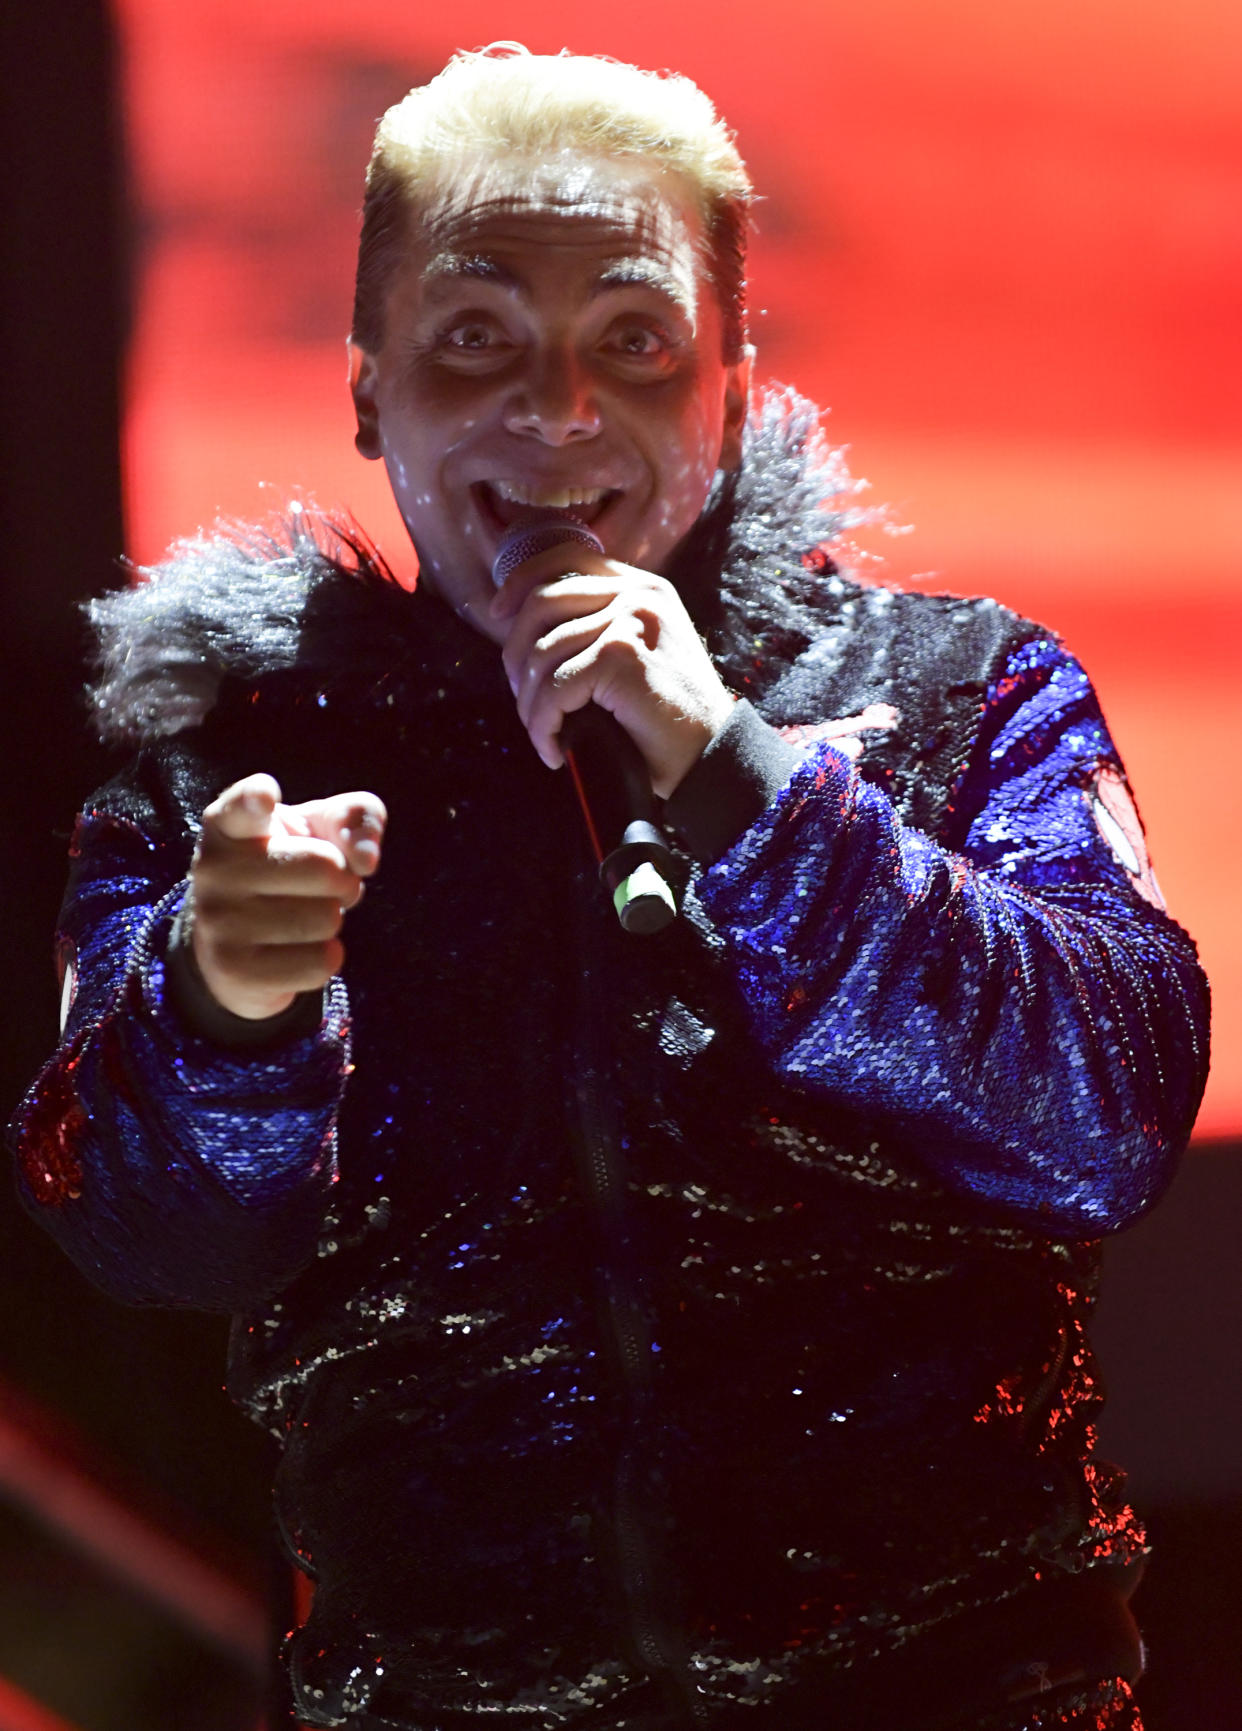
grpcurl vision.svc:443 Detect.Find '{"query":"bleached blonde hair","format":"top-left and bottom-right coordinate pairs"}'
top-left (351, 45), bottom-right (754, 360)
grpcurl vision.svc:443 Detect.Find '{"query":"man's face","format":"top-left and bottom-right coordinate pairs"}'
top-left (349, 154), bottom-right (750, 642)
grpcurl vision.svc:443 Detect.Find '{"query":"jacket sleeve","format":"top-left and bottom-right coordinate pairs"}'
top-left (8, 780), bottom-right (350, 1312)
top-left (687, 637), bottom-right (1210, 1237)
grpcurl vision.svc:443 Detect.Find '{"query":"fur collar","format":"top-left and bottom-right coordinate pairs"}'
top-left (89, 386), bottom-right (870, 745)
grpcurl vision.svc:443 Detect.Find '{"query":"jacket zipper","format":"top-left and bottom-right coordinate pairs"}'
top-left (570, 899), bottom-right (706, 1720)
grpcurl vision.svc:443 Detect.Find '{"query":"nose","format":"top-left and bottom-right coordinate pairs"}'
top-left (501, 346), bottom-right (601, 445)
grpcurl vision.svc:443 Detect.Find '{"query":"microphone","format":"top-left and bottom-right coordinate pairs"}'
top-left (491, 516), bottom-right (678, 934)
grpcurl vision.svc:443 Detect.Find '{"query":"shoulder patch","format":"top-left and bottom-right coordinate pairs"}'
top-left (779, 703), bottom-right (900, 762)
top-left (1089, 765), bottom-right (1165, 908)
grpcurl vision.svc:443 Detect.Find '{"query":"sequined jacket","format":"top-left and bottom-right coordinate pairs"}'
top-left (10, 394), bottom-right (1209, 1731)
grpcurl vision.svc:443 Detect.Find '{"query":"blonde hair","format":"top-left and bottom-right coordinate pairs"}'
top-left (352, 45), bottom-right (754, 360)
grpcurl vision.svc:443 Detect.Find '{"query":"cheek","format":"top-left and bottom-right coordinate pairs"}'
top-left (377, 411), bottom-right (449, 510)
top-left (633, 405), bottom-right (726, 566)
top-left (379, 381), bottom-right (491, 487)
top-left (379, 434), bottom-right (441, 538)
top-left (665, 392), bottom-right (729, 502)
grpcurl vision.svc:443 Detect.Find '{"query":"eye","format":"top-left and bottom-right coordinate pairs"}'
top-left (433, 317), bottom-right (516, 368)
top-left (601, 320), bottom-right (678, 373)
top-left (611, 325), bottom-right (664, 356)
top-left (447, 321), bottom-right (497, 350)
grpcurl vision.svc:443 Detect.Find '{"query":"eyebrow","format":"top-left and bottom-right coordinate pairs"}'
top-left (423, 254), bottom-right (520, 291)
top-left (421, 252), bottom-right (693, 315)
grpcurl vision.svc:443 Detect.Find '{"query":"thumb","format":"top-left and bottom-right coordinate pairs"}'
top-left (204, 772), bottom-right (284, 842)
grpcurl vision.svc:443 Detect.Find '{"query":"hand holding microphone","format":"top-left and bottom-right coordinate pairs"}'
top-left (490, 516), bottom-right (733, 932)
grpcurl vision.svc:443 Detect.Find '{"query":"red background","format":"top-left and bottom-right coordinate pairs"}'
top-left (117, 0), bottom-right (1241, 1135)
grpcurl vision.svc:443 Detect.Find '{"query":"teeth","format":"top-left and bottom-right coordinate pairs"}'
top-left (489, 481), bottom-right (609, 508)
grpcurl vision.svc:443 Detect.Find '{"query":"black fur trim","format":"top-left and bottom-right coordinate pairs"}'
top-left (88, 387), bottom-right (873, 746)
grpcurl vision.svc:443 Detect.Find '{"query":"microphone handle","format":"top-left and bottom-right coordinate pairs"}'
top-left (490, 513), bottom-right (679, 934)
top-left (560, 707), bottom-right (679, 935)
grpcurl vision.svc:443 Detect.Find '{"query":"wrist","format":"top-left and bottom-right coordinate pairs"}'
top-left (664, 699), bottom-right (803, 862)
top-left (653, 689), bottom-right (738, 802)
top-left (167, 897), bottom-right (322, 1045)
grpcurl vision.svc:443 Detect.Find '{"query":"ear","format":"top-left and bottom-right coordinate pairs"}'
top-left (717, 344), bottom-right (753, 473)
top-left (348, 342), bottom-right (382, 461)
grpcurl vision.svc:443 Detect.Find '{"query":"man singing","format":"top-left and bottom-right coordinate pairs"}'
top-left (10, 45), bottom-right (1208, 1731)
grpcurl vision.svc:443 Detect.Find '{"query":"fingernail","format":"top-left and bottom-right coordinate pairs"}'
top-left (353, 839), bottom-right (380, 871)
top-left (240, 792), bottom-right (268, 816)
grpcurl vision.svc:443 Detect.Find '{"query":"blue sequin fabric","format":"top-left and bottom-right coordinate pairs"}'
top-left (15, 804), bottom-right (349, 1307)
top-left (697, 636), bottom-right (1203, 1237)
top-left (8, 453), bottom-right (1208, 1731)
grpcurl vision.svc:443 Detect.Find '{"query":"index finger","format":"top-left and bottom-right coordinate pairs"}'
top-left (202, 773), bottom-right (284, 842)
top-left (489, 542), bottom-right (614, 624)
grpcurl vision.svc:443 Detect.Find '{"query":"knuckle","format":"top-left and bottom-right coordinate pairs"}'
top-left (257, 951), bottom-right (303, 991)
top-left (307, 856), bottom-right (344, 894)
top-left (340, 879), bottom-right (363, 912)
top-left (197, 901), bottom-right (241, 944)
top-left (600, 633), bottom-right (643, 671)
top-left (196, 813), bottom-right (231, 853)
top-left (206, 941), bottom-right (253, 986)
top-left (186, 878), bottom-right (229, 926)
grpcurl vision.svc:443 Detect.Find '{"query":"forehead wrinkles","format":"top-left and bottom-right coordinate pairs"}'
top-left (412, 160), bottom-right (707, 316)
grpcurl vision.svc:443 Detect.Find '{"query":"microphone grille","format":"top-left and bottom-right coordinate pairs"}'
top-left (491, 517), bottom-right (605, 589)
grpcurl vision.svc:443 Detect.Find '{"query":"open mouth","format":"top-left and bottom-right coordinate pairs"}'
top-left (474, 481), bottom-right (620, 534)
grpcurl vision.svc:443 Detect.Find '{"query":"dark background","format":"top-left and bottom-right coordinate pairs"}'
top-left (0, 4), bottom-right (1237, 1728)
top-left (1, 4), bottom-right (275, 1726)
